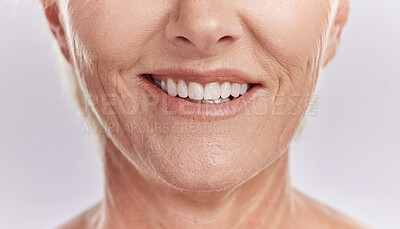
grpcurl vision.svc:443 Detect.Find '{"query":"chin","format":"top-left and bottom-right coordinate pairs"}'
top-left (150, 153), bottom-right (255, 193)
top-left (128, 133), bottom-right (273, 192)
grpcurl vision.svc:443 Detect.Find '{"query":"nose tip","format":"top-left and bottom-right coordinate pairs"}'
top-left (165, 2), bottom-right (243, 53)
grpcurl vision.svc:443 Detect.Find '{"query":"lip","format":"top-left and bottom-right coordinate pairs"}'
top-left (147, 68), bottom-right (260, 85)
top-left (136, 68), bottom-right (264, 121)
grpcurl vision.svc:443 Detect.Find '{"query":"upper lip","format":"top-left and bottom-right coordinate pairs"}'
top-left (143, 68), bottom-right (260, 85)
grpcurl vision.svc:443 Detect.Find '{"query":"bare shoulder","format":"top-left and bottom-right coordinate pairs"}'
top-left (293, 190), bottom-right (373, 229)
top-left (56, 202), bottom-right (102, 229)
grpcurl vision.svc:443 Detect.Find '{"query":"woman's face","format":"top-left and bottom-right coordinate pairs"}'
top-left (59, 0), bottom-right (334, 191)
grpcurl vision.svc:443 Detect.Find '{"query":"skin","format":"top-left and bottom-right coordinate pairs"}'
top-left (40, 0), bottom-right (371, 228)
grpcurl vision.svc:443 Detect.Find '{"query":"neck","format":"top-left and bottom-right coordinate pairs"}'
top-left (95, 137), bottom-right (295, 229)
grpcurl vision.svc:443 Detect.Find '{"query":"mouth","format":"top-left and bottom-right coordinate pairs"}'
top-left (137, 68), bottom-right (263, 120)
top-left (144, 74), bottom-right (254, 104)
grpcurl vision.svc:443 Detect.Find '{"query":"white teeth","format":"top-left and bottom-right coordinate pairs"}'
top-left (206, 98), bottom-right (231, 104)
top-left (231, 83), bottom-right (241, 98)
top-left (154, 77), bottom-right (251, 103)
top-left (189, 98), bottom-right (231, 104)
top-left (188, 82), bottom-right (204, 100)
top-left (204, 82), bottom-right (221, 100)
top-left (220, 82), bottom-right (231, 99)
top-left (239, 83), bottom-right (248, 95)
top-left (177, 80), bottom-right (188, 98)
top-left (167, 78), bottom-right (177, 97)
top-left (161, 81), bottom-right (167, 92)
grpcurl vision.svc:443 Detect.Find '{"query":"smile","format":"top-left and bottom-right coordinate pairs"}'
top-left (145, 74), bottom-right (253, 104)
top-left (138, 68), bottom-right (263, 120)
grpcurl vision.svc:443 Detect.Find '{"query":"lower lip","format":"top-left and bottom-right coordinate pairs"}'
top-left (136, 75), bottom-right (263, 121)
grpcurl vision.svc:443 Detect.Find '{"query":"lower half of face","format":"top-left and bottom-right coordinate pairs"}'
top-left (66, 0), bottom-right (332, 191)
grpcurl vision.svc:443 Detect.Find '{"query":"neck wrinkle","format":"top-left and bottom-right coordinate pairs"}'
top-left (98, 137), bottom-right (295, 229)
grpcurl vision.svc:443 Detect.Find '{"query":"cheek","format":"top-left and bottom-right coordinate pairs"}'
top-left (244, 0), bottom-right (330, 115)
top-left (241, 1), bottom-right (331, 153)
top-left (64, 0), bottom-right (170, 129)
top-left (244, 0), bottom-right (331, 62)
top-left (67, 0), bottom-right (170, 68)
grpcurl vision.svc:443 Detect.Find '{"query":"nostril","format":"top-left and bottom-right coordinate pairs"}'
top-left (173, 34), bottom-right (233, 51)
top-left (218, 36), bottom-right (233, 43)
top-left (176, 36), bottom-right (191, 44)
